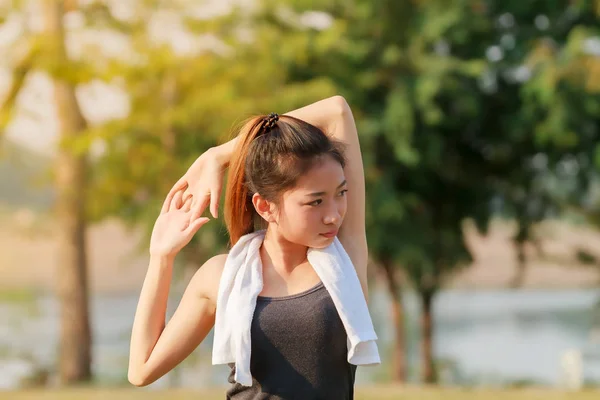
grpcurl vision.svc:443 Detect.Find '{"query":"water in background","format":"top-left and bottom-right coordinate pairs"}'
top-left (2, 286), bottom-right (600, 389)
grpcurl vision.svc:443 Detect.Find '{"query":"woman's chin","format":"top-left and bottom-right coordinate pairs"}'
top-left (311, 237), bottom-right (334, 248)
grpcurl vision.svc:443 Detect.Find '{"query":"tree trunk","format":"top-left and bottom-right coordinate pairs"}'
top-left (510, 216), bottom-right (529, 288)
top-left (381, 258), bottom-right (407, 382)
top-left (420, 289), bottom-right (436, 383)
top-left (510, 238), bottom-right (527, 288)
top-left (43, 0), bottom-right (92, 384)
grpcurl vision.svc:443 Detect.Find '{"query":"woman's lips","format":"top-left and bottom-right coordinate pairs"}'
top-left (320, 230), bottom-right (338, 238)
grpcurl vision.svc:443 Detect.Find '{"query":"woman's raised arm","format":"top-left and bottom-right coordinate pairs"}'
top-left (128, 188), bottom-right (225, 386)
top-left (286, 96), bottom-right (368, 299)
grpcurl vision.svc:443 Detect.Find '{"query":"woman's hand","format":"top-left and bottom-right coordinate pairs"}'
top-left (150, 188), bottom-right (211, 258)
top-left (168, 146), bottom-right (228, 222)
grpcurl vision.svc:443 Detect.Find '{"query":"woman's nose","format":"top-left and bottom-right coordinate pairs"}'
top-left (324, 209), bottom-right (341, 225)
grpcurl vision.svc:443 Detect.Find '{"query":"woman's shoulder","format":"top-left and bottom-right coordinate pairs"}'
top-left (187, 253), bottom-right (229, 304)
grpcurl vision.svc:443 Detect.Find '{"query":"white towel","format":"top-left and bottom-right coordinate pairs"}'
top-left (212, 229), bottom-right (380, 387)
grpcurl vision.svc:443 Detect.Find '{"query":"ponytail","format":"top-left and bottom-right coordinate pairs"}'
top-left (224, 116), bottom-right (264, 247)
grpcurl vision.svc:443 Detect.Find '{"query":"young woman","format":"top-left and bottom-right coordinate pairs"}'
top-left (128, 96), bottom-right (370, 399)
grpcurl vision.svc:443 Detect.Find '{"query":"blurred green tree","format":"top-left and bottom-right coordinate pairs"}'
top-left (0, 0), bottom-right (96, 383)
top-left (274, 0), bottom-right (599, 382)
top-left (311, 0), bottom-right (600, 382)
top-left (483, 0), bottom-right (600, 286)
top-left (42, 0), bottom-right (93, 383)
top-left (319, 0), bottom-right (494, 383)
top-left (84, 1), bottom-right (343, 276)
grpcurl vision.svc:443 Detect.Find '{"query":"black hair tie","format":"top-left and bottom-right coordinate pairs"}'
top-left (262, 112), bottom-right (279, 133)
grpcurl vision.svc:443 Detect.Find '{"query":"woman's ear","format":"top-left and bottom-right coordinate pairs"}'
top-left (252, 193), bottom-right (277, 223)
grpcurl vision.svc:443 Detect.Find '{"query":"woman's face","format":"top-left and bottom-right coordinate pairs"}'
top-left (275, 156), bottom-right (348, 249)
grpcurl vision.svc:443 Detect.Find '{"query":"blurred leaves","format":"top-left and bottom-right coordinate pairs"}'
top-left (3, 0), bottom-right (600, 275)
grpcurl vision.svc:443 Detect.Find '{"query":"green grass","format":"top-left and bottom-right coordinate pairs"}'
top-left (0, 288), bottom-right (38, 304)
top-left (2, 386), bottom-right (599, 400)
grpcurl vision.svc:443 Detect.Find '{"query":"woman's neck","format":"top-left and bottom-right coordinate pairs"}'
top-left (261, 228), bottom-right (308, 275)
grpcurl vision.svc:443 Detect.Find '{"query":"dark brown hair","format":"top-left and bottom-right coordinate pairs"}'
top-left (224, 115), bottom-right (346, 246)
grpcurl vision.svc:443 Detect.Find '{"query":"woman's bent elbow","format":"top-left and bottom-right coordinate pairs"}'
top-left (331, 95), bottom-right (349, 113)
top-left (128, 367), bottom-right (150, 387)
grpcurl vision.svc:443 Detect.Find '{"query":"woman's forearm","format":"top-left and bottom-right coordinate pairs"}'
top-left (212, 137), bottom-right (239, 168)
top-left (128, 255), bottom-right (174, 376)
top-left (211, 96), bottom-right (348, 167)
top-left (284, 95), bottom-right (347, 134)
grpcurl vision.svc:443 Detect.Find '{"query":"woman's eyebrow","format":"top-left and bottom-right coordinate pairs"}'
top-left (306, 180), bottom-right (347, 197)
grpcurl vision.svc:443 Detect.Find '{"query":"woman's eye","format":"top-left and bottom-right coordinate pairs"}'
top-left (309, 190), bottom-right (347, 206)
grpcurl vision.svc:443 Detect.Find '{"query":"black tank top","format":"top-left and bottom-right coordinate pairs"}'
top-left (225, 281), bottom-right (357, 400)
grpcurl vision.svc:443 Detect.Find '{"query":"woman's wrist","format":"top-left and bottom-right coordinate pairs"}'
top-left (212, 137), bottom-right (239, 168)
top-left (149, 251), bottom-right (176, 266)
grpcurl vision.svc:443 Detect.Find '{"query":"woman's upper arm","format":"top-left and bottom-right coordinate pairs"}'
top-left (328, 96), bottom-right (369, 299)
top-left (129, 253), bottom-right (227, 386)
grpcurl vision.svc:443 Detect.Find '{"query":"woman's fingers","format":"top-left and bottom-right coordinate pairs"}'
top-left (183, 192), bottom-right (193, 207)
top-left (190, 191), bottom-right (211, 221)
top-left (170, 189), bottom-right (184, 212)
top-left (182, 195), bottom-right (193, 212)
top-left (182, 185), bottom-right (192, 205)
top-left (210, 180), bottom-right (223, 219)
top-left (184, 217), bottom-right (210, 236)
top-left (162, 180), bottom-right (188, 214)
